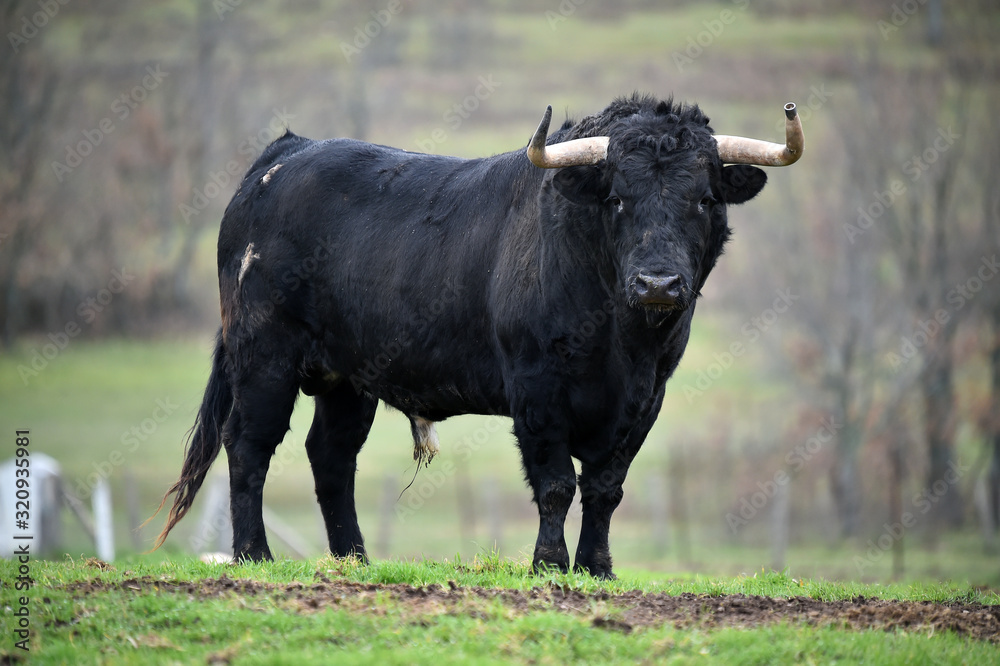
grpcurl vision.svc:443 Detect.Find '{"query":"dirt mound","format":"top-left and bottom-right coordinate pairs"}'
top-left (59, 576), bottom-right (1000, 643)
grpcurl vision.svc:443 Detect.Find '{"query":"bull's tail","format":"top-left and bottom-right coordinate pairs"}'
top-left (146, 331), bottom-right (233, 550)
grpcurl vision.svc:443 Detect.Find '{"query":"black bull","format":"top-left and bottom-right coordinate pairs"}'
top-left (153, 94), bottom-right (803, 578)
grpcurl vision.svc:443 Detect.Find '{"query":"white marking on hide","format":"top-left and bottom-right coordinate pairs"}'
top-left (412, 417), bottom-right (440, 467)
top-left (261, 163), bottom-right (283, 184)
top-left (239, 242), bottom-right (260, 286)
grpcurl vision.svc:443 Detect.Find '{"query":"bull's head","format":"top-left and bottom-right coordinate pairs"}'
top-left (527, 98), bottom-right (803, 326)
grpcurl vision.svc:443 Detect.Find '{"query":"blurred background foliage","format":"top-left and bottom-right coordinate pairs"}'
top-left (2, 0), bottom-right (1000, 582)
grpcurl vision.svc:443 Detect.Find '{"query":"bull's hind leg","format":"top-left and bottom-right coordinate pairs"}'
top-left (305, 383), bottom-right (378, 560)
top-left (224, 370), bottom-right (300, 562)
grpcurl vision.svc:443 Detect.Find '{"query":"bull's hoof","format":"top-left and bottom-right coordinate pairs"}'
top-left (234, 546), bottom-right (273, 563)
top-left (573, 549), bottom-right (615, 579)
top-left (532, 559), bottom-right (570, 575)
top-left (531, 544), bottom-right (570, 575)
top-left (574, 561), bottom-right (617, 580)
top-left (329, 545), bottom-right (368, 564)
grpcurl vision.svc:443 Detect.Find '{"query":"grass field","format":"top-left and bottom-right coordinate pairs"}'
top-left (6, 3), bottom-right (992, 581)
top-left (3, 335), bottom-right (997, 587)
top-left (2, 556), bottom-right (997, 664)
top-left (5, 2), bottom-right (1000, 661)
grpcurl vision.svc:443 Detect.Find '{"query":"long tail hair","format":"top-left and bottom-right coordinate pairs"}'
top-left (146, 331), bottom-right (232, 550)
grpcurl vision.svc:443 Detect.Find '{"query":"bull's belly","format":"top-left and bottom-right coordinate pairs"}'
top-left (369, 379), bottom-right (509, 421)
top-left (337, 351), bottom-right (509, 420)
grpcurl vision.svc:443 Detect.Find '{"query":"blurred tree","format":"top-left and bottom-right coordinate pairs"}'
top-left (727, 150), bottom-right (891, 539)
top-left (169, 1), bottom-right (219, 313)
top-left (426, 0), bottom-right (495, 69)
top-left (966, 59), bottom-right (1000, 544)
top-left (846, 51), bottom-right (977, 528)
top-left (0, 1), bottom-right (62, 347)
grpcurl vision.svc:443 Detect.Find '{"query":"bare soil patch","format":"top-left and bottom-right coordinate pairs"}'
top-left (58, 576), bottom-right (1000, 642)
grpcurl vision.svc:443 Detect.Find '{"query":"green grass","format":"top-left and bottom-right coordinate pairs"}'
top-left (7, 0), bottom-right (1000, 605)
top-left (2, 557), bottom-right (996, 665)
top-left (8, 552), bottom-right (1000, 603)
top-left (2, 335), bottom-right (998, 588)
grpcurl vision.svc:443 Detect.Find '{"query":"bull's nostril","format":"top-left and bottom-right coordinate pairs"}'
top-left (662, 274), bottom-right (682, 298)
top-left (634, 276), bottom-right (651, 296)
top-left (634, 273), bottom-right (685, 307)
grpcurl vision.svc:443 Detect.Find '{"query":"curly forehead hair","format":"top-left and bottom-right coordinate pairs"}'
top-left (563, 93), bottom-right (713, 140)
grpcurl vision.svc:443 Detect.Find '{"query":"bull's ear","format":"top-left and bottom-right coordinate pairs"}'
top-left (718, 165), bottom-right (767, 205)
top-left (552, 166), bottom-right (610, 206)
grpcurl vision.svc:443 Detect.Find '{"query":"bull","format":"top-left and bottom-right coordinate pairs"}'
top-left (153, 94), bottom-right (803, 578)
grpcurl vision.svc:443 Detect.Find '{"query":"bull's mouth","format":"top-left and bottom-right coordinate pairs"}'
top-left (626, 295), bottom-right (693, 328)
top-left (638, 300), bottom-right (688, 328)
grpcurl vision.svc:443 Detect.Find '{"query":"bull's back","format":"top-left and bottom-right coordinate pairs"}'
top-left (220, 135), bottom-right (525, 416)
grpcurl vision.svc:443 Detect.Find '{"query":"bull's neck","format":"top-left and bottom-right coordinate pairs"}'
top-left (538, 199), bottom-right (619, 303)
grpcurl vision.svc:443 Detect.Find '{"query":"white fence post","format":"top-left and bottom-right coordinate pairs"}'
top-left (92, 477), bottom-right (115, 562)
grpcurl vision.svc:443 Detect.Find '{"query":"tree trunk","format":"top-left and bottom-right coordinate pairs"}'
top-left (170, 3), bottom-right (218, 311)
top-left (988, 322), bottom-right (1000, 536)
top-left (923, 346), bottom-right (962, 526)
top-left (830, 340), bottom-right (863, 539)
top-left (921, 171), bottom-right (962, 528)
top-left (830, 422), bottom-right (862, 539)
top-left (889, 431), bottom-right (905, 579)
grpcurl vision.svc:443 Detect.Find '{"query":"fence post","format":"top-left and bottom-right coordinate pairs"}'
top-left (648, 474), bottom-right (669, 558)
top-left (124, 469), bottom-right (142, 552)
top-left (376, 474), bottom-right (395, 558)
top-left (770, 480), bottom-right (789, 571)
top-left (456, 458), bottom-right (476, 555)
top-left (192, 474), bottom-right (232, 555)
top-left (484, 476), bottom-right (503, 555)
top-left (92, 477), bottom-right (115, 562)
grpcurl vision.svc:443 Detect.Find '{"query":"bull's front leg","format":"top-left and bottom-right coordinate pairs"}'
top-left (514, 425), bottom-right (577, 574)
top-left (574, 446), bottom-right (640, 580)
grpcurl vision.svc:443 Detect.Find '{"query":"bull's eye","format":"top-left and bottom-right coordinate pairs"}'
top-left (697, 195), bottom-right (715, 215)
top-left (606, 196), bottom-right (624, 214)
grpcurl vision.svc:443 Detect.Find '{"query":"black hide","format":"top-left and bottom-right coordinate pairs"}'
top-left (157, 94), bottom-right (767, 578)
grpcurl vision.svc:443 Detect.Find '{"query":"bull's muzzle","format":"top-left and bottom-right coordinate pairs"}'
top-left (633, 272), bottom-right (689, 310)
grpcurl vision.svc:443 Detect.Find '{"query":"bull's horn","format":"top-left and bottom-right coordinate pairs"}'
top-left (714, 102), bottom-right (804, 167)
top-left (527, 105), bottom-right (610, 168)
